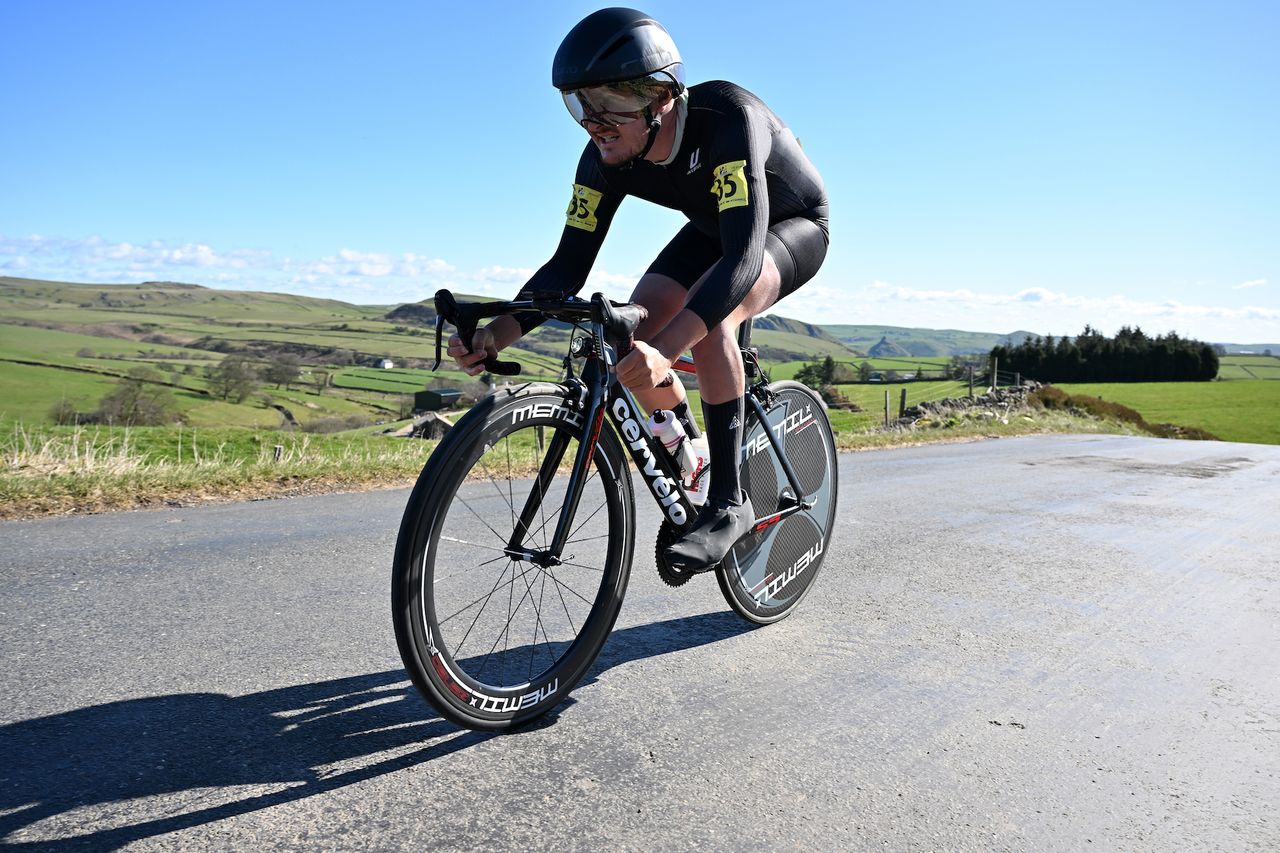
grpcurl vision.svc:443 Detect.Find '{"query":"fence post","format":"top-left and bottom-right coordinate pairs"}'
top-left (273, 444), bottom-right (283, 463)
top-left (899, 388), bottom-right (907, 418)
top-left (968, 366), bottom-right (974, 398)
top-left (1015, 372), bottom-right (1021, 388)
top-left (884, 389), bottom-right (890, 427)
top-left (992, 356), bottom-right (999, 390)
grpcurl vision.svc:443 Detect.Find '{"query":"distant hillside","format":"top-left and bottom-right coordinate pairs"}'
top-left (867, 336), bottom-right (910, 358)
top-left (751, 314), bottom-right (841, 343)
top-left (1219, 343), bottom-right (1280, 355)
top-left (821, 324), bottom-right (1040, 356)
top-left (0, 276), bottom-right (375, 321)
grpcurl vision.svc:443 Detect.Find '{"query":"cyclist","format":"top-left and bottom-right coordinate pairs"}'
top-left (448, 7), bottom-right (829, 572)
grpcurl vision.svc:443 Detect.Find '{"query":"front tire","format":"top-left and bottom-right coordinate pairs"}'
top-left (392, 386), bottom-right (635, 730)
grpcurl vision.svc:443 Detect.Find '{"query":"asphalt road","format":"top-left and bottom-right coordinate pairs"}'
top-left (2, 434), bottom-right (1277, 851)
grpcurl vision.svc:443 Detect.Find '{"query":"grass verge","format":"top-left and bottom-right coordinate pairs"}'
top-left (0, 402), bottom-right (1158, 521)
top-left (0, 422), bottom-right (435, 519)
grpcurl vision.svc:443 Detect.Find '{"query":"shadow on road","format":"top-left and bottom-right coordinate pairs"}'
top-left (2, 610), bottom-right (752, 849)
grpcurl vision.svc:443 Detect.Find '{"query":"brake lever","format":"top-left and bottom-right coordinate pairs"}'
top-left (431, 289), bottom-right (522, 376)
top-left (431, 315), bottom-right (445, 371)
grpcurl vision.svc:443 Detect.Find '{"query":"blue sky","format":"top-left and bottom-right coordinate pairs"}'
top-left (2, 0), bottom-right (1277, 342)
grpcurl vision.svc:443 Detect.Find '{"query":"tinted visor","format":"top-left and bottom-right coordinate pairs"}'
top-left (561, 85), bottom-right (651, 128)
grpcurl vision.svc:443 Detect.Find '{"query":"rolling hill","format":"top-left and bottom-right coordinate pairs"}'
top-left (822, 324), bottom-right (1042, 356)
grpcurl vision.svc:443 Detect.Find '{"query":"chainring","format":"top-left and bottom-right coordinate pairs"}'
top-left (655, 520), bottom-right (694, 587)
top-left (655, 519), bottom-right (726, 587)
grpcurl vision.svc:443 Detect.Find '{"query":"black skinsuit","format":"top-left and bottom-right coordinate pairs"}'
top-left (516, 80), bottom-right (829, 333)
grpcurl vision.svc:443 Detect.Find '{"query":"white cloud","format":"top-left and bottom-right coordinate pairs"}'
top-left (841, 280), bottom-right (1280, 341)
top-left (0, 232), bottom-right (572, 308)
top-left (7, 232), bottom-right (1276, 342)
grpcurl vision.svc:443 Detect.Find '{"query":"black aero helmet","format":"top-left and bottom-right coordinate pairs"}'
top-left (553, 7), bottom-right (685, 93)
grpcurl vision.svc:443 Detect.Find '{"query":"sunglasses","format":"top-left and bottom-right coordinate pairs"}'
top-left (561, 85), bottom-right (651, 128)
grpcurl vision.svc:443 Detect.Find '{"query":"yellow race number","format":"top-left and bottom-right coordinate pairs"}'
top-left (710, 160), bottom-right (749, 212)
top-left (565, 183), bottom-right (603, 232)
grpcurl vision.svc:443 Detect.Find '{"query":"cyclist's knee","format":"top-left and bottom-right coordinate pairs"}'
top-left (691, 320), bottom-right (736, 359)
top-left (734, 255), bottom-right (783, 324)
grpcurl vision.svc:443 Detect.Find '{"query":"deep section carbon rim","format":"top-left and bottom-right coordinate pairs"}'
top-left (416, 401), bottom-right (629, 720)
top-left (718, 383), bottom-right (837, 621)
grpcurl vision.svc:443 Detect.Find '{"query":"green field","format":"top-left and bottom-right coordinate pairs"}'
top-left (768, 355), bottom-right (953, 381)
top-left (0, 361), bottom-right (124, 420)
top-left (4, 276), bottom-right (1277, 449)
top-left (1055, 380), bottom-right (1280, 445)
top-left (1216, 354), bottom-right (1280, 381)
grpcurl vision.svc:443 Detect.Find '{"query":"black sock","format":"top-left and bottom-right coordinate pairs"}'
top-left (672, 399), bottom-right (700, 438)
top-left (702, 397), bottom-right (743, 503)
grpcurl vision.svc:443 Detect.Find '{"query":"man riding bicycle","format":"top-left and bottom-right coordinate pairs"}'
top-left (449, 7), bottom-right (829, 572)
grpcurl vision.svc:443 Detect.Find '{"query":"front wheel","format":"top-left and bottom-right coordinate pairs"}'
top-left (716, 380), bottom-right (838, 624)
top-left (392, 385), bottom-right (635, 730)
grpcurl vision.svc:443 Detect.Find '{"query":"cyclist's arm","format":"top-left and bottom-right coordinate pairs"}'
top-left (682, 106), bottom-right (773, 334)
top-left (508, 149), bottom-right (623, 336)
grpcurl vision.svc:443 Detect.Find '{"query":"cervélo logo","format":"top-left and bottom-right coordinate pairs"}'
top-left (611, 396), bottom-right (688, 525)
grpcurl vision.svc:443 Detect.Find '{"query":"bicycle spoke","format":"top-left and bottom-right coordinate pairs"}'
top-left (565, 532), bottom-right (612, 546)
top-left (566, 495), bottom-right (609, 543)
top-left (477, 569), bottom-right (543, 682)
top-left (450, 557), bottom-right (522, 662)
top-left (438, 536), bottom-right (511, 555)
top-left (531, 570), bottom-right (549, 679)
top-left (520, 465), bottom-right (601, 548)
top-left (476, 453), bottom-right (518, 518)
top-left (452, 491), bottom-right (512, 550)
top-left (441, 560), bottom-right (538, 631)
top-left (506, 437), bottom-right (516, 542)
top-left (556, 560), bottom-right (606, 574)
top-left (549, 567), bottom-right (579, 636)
top-left (535, 567), bottom-right (597, 606)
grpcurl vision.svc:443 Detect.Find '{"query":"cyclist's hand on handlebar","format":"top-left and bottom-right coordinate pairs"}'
top-left (448, 328), bottom-right (498, 376)
top-left (617, 340), bottom-right (672, 391)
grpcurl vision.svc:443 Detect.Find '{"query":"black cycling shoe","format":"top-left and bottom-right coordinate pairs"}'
top-left (664, 491), bottom-right (755, 573)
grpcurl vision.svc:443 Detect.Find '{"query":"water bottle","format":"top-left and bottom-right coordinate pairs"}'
top-left (647, 410), bottom-right (709, 506)
top-left (684, 435), bottom-right (710, 507)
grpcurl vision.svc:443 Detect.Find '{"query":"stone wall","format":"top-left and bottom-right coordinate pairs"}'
top-left (895, 382), bottom-right (1042, 428)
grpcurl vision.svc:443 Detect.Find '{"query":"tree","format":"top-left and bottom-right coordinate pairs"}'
top-left (127, 365), bottom-right (165, 384)
top-left (49, 398), bottom-right (79, 425)
top-left (993, 327), bottom-right (1216, 382)
top-left (208, 355), bottom-right (259, 402)
top-left (96, 377), bottom-right (178, 425)
top-left (262, 354), bottom-right (302, 389)
top-left (795, 355), bottom-right (838, 389)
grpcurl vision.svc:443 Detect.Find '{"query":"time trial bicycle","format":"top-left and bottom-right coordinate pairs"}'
top-left (392, 289), bottom-right (838, 730)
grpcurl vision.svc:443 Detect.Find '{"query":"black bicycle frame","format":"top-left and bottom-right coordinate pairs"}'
top-left (504, 316), bottom-right (817, 565)
top-left (506, 329), bottom-right (693, 566)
